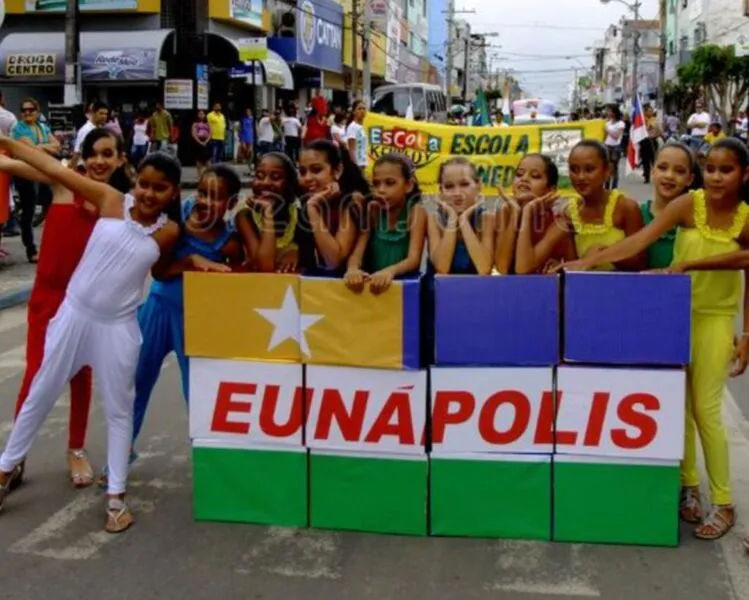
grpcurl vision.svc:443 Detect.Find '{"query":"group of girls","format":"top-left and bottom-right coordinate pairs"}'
top-left (0, 122), bottom-right (748, 550)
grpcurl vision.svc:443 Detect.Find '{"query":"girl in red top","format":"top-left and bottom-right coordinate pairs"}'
top-left (0, 128), bottom-right (130, 489)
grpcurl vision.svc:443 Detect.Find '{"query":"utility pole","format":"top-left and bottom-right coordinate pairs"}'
top-left (656, 0), bottom-right (666, 116)
top-left (351, 0), bottom-right (359, 100)
top-left (64, 0), bottom-right (80, 107)
top-left (362, 0), bottom-right (372, 105)
top-left (445, 0), bottom-right (455, 109)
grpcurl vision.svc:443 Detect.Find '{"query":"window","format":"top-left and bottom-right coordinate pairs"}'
top-left (668, 39), bottom-right (675, 54)
top-left (682, 0), bottom-right (688, 7)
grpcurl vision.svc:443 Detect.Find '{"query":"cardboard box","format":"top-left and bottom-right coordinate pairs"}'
top-left (555, 366), bottom-right (686, 460)
top-left (309, 450), bottom-right (428, 536)
top-left (563, 272), bottom-right (691, 366)
top-left (192, 440), bottom-right (307, 527)
top-left (553, 455), bottom-right (680, 546)
top-left (430, 453), bottom-right (552, 539)
top-left (435, 275), bottom-right (560, 366)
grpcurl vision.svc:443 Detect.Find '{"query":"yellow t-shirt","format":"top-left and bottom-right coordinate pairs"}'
top-left (673, 189), bottom-right (749, 316)
top-left (568, 189), bottom-right (626, 271)
top-left (207, 111), bottom-right (227, 141)
top-left (704, 131), bottom-right (726, 144)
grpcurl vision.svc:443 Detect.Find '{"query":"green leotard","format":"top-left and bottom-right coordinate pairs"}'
top-left (641, 200), bottom-right (676, 269)
top-left (365, 199), bottom-right (417, 273)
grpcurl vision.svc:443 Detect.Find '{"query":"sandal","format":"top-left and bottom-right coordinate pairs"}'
top-left (105, 498), bottom-right (134, 534)
top-left (0, 467), bottom-right (21, 512)
top-left (679, 487), bottom-right (702, 524)
top-left (68, 449), bottom-right (94, 488)
top-left (694, 505), bottom-right (736, 540)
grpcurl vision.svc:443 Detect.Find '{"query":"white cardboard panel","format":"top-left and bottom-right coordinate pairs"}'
top-left (429, 367), bottom-right (555, 454)
top-left (429, 452), bottom-right (552, 464)
top-left (189, 358), bottom-right (304, 447)
top-left (305, 365), bottom-right (428, 454)
top-left (555, 366), bottom-right (685, 461)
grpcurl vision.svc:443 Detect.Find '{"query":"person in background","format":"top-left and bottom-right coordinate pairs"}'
top-left (640, 105), bottom-right (662, 184)
top-left (604, 104), bottom-right (625, 190)
top-left (129, 112), bottom-right (149, 168)
top-left (330, 112), bottom-right (346, 146)
top-left (168, 115), bottom-right (180, 157)
top-left (12, 97), bottom-right (60, 263)
top-left (71, 101), bottom-right (108, 167)
top-left (346, 100), bottom-right (368, 171)
top-left (238, 108), bottom-right (254, 172)
top-left (705, 121), bottom-right (726, 145)
top-left (735, 110), bottom-right (748, 143)
top-left (256, 109), bottom-right (274, 157)
top-left (190, 110), bottom-right (211, 179)
top-left (494, 110), bottom-right (509, 127)
top-left (271, 109), bottom-right (284, 153)
top-left (665, 111), bottom-right (681, 141)
top-left (148, 101), bottom-right (173, 154)
top-left (282, 105), bottom-right (302, 163)
top-left (206, 102), bottom-right (226, 164)
top-left (303, 96), bottom-right (330, 144)
top-left (0, 91), bottom-right (18, 257)
top-left (687, 100), bottom-right (711, 150)
top-left (105, 109), bottom-right (122, 137)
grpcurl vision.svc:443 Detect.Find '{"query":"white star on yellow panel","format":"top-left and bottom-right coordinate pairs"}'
top-left (254, 285), bottom-right (323, 357)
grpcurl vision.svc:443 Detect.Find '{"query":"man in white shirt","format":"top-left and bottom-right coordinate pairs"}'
top-left (282, 105), bottom-right (302, 163)
top-left (71, 101), bottom-right (109, 166)
top-left (686, 100), bottom-right (711, 150)
top-left (256, 109), bottom-right (275, 157)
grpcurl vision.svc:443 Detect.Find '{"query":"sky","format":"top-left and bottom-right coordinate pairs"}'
top-left (458, 0), bottom-right (659, 104)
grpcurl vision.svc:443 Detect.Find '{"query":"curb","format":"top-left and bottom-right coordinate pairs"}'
top-left (0, 286), bottom-right (32, 311)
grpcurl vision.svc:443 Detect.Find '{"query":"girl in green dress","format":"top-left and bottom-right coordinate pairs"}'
top-left (344, 154), bottom-right (427, 294)
top-left (640, 142), bottom-right (696, 269)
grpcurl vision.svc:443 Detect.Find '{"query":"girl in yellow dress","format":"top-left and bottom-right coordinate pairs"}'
top-left (515, 140), bottom-right (644, 273)
top-left (560, 138), bottom-right (749, 540)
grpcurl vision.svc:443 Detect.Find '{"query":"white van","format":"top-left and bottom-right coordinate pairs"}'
top-left (371, 83), bottom-right (448, 122)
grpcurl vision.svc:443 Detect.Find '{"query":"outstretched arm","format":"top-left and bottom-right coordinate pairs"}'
top-left (0, 136), bottom-right (123, 217)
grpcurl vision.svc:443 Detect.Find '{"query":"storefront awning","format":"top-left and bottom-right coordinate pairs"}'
top-left (0, 29), bottom-right (174, 83)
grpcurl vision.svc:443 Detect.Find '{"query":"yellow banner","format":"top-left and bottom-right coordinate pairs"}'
top-left (364, 114), bottom-right (606, 194)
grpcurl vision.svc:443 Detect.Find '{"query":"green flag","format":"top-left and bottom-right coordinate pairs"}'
top-left (472, 88), bottom-right (492, 127)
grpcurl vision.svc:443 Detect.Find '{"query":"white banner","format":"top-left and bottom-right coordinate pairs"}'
top-left (430, 367), bottom-right (555, 454)
top-left (305, 365), bottom-right (428, 454)
top-left (555, 366), bottom-right (685, 460)
top-left (189, 358), bottom-right (304, 447)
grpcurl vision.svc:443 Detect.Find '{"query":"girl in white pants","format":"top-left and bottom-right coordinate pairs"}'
top-left (0, 136), bottom-right (182, 533)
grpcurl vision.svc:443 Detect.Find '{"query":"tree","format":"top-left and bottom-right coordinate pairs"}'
top-left (662, 80), bottom-right (701, 123)
top-left (677, 44), bottom-right (749, 132)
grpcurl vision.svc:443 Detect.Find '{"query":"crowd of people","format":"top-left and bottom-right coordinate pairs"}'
top-left (0, 94), bottom-right (748, 553)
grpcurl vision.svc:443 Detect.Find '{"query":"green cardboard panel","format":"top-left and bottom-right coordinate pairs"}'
top-left (430, 454), bottom-right (552, 540)
top-left (310, 451), bottom-right (428, 536)
top-left (193, 444), bottom-right (308, 527)
top-left (553, 457), bottom-right (680, 547)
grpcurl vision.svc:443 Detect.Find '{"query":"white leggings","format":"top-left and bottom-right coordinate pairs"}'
top-left (0, 298), bottom-right (142, 495)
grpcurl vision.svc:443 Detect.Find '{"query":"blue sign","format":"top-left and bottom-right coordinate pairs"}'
top-left (296, 0), bottom-right (343, 72)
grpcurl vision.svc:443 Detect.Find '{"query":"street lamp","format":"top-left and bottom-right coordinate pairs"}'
top-left (600, 0), bottom-right (642, 104)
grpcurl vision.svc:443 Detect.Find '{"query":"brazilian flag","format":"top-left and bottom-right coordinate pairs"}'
top-left (471, 88), bottom-right (492, 127)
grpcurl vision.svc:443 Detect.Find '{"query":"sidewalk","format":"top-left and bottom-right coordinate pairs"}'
top-left (0, 233), bottom-right (35, 310)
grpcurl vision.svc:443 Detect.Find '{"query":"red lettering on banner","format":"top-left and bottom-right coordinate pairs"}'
top-left (533, 390), bottom-right (556, 444)
top-left (258, 385), bottom-right (307, 439)
top-left (478, 390), bottom-right (530, 445)
top-left (364, 387), bottom-right (416, 445)
top-left (552, 391), bottom-right (579, 446)
top-left (431, 390), bottom-right (476, 443)
top-left (211, 381), bottom-right (256, 435)
top-left (583, 392), bottom-right (609, 447)
top-left (612, 393), bottom-right (659, 449)
top-left (313, 388), bottom-right (369, 442)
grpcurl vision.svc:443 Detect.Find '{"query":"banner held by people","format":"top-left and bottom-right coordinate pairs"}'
top-left (365, 113), bottom-right (605, 194)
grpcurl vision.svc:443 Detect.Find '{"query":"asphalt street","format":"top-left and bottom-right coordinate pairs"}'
top-left (0, 176), bottom-right (748, 600)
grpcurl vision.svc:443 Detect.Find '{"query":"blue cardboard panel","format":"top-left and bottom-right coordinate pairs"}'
top-left (564, 272), bottom-right (690, 366)
top-left (434, 275), bottom-right (560, 366)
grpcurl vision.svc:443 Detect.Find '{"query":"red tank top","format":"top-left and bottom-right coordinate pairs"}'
top-left (34, 198), bottom-right (98, 292)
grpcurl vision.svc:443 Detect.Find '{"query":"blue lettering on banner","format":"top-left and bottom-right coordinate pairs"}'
top-left (296, 0), bottom-right (343, 73)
